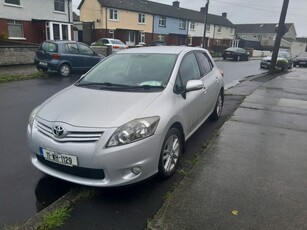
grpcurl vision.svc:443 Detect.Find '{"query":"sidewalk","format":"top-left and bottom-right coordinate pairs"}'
top-left (148, 68), bottom-right (307, 229)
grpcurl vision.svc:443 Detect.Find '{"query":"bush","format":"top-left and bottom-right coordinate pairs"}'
top-left (276, 59), bottom-right (288, 72)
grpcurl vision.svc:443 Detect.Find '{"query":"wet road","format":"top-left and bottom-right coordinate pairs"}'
top-left (0, 60), bottom-right (262, 228)
top-left (216, 59), bottom-right (267, 87)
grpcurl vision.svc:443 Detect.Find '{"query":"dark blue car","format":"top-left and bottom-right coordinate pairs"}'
top-left (35, 40), bottom-right (104, 77)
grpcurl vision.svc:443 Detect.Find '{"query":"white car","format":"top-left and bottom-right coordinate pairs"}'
top-left (260, 50), bottom-right (293, 69)
top-left (91, 38), bottom-right (128, 53)
top-left (27, 46), bottom-right (224, 187)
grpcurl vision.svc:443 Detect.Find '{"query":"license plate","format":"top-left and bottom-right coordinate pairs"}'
top-left (39, 61), bottom-right (47, 67)
top-left (226, 52), bottom-right (231, 54)
top-left (39, 147), bottom-right (78, 167)
top-left (300, 62), bottom-right (306, 64)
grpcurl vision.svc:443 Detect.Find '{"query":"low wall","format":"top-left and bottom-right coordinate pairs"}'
top-left (252, 50), bottom-right (271, 57)
top-left (90, 46), bottom-right (110, 57)
top-left (0, 45), bottom-right (39, 66)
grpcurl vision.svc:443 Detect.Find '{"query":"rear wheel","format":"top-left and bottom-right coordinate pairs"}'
top-left (158, 128), bottom-right (182, 179)
top-left (59, 64), bottom-right (71, 77)
top-left (210, 90), bottom-right (223, 121)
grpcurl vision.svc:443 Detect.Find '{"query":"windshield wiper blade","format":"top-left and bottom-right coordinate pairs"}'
top-left (76, 82), bottom-right (132, 88)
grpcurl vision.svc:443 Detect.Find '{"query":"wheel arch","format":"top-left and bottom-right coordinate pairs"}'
top-left (169, 122), bottom-right (186, 153)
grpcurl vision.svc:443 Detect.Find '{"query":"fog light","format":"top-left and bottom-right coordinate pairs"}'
top-left (131, 167), bottom-right (141, 175)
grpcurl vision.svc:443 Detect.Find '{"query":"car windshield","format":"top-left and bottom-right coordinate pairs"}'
top-left (111, 39), bottom-right (125, 45)
top-left (298, 52), bottom-right (307, 57)
top-left (76, 53), bottom-right (177, 92)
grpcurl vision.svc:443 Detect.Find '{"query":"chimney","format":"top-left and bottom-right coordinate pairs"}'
top-left (222, 12), bottom-right (227, 18)
top-left (173, 1), bottom-right (180, 7)
top-left (200, 7), bottom-right (207, 14)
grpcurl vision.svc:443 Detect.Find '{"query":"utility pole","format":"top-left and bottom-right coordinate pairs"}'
top-left (269, 0), bottom-right (290, 74)
top-left (202, 0), bottom-right (209, 49)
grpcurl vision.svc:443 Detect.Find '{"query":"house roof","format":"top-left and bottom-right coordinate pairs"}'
top-left (78, 0), bottom-right (234, 27)
top-left (296, 37), bottom-right (307, 43)
top-left (73, 12), bottom-right (80, 21)
top-left (235, 23), bottom-right (294, 34)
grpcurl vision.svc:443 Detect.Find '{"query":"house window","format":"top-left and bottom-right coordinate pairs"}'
top-left (8, 20), bottom-right (24, 38)
top-left (159, 16), bottom-right (166, 27)
top-left (188, 37), bottom-right (192, 45)
top-left (54, 0), bottom-right (65, 12)
top-left (109, 9), bottom-right (118, 20)
top-left (140, 32), bottom-right (145, 43)
top-left (217, 26), bottom-right (221, 33)
top-left (62, 24), bottom-right (68, 40)
top-left (179, 20), bottom-right (186, 30)
top-left (4, 0), bottom-right (20, 5)
top-left (206, 24), bottom-right (210, 32)
top-left (138, 14), bottom-right (146, 24)
top-left (190, 22), bottom-right (195, 30)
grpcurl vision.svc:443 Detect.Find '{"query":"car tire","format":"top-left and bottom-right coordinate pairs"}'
top-left (158, 128), bottom-right (182, 179)
top-left (59, 64), bottom-right (71, 77)
top-left (237, 56), bottom-right (241, 61)
top-left (210, 90), bottom-right (223, 121)
top-left (247, 56), bottom-right (250, 61)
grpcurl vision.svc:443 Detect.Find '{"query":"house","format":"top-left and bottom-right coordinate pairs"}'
top-left (0, 0), bottom-right (73, 44)
top-left (78, 0), bottom-right (235, 48)
top-left (235, 23), bottom-right (297, 50)
top-left (187, 11), bottom-right (235, 51)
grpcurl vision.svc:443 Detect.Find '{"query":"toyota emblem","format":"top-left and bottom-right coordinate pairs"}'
top-left (53, 125), bottom-right (65, 138)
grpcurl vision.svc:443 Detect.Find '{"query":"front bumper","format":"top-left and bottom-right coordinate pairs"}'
top-left (27, 120), bottom-right (163, 187)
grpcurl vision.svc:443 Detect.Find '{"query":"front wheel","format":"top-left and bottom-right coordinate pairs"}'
top-left (59, 64), bottom-right (71, 77)
top-left (158, 128), bottom-right (182, 179)
top-left (210, 91), bottom-right (223, 121)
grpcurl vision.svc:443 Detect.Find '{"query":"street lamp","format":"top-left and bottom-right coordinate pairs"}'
top-left (202, 0), bottom-right (210, 49)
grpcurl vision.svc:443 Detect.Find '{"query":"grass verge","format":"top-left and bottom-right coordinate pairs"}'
top-left (39, 207), bottom-right (71, 230)
top-left (0, 71), bottom-right (46, 84)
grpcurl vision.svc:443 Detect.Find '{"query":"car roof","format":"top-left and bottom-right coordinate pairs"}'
top-left (117, 46), bottom-right (208, 55)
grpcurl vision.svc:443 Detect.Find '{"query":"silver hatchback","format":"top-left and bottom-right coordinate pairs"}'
top-left (27, 46), bottom-right (224, 187)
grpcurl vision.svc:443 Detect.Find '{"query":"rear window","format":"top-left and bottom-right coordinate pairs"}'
top-left (41, 42), bottom-right (58, 52)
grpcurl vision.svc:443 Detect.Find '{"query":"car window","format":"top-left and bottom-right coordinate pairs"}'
top-left (178, 53), bottom-right (201, 87)
top-left (195, 52), bottom-right (213, 76)
top-left (111, 39), bottom-right (125, 45)
top-left (102, 39), bottom-right (109, 44)
top-left (41, 42), bottom-right (57, 52)
top-left (79, 44), bottom-right (94, 55)
top-left (65, 43), bottom-right (79, 54)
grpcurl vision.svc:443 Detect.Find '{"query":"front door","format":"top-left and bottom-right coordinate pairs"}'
top-left (126, 31), bottom-right (135, 46)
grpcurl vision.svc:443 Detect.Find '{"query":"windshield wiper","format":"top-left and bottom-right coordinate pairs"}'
top-left (76, 82), bottom-right (132, 88)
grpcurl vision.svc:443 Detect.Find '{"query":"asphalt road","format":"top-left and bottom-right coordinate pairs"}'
top-left (0, 60), bottom-right (263, 228)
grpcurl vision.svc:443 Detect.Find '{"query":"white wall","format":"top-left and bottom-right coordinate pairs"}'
top-left (0, 0), bottom-right (72, 23)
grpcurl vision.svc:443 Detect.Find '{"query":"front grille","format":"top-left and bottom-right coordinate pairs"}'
top-left (36, 120), bottom-right (104, 143)
top-left (37, 155), bottom-right (105, 180)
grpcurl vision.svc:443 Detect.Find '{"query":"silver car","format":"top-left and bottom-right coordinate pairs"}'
top-left (27, 46), bottom-right (224, 187)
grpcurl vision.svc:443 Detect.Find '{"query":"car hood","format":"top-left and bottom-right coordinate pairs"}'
top-left (296, 57), bottom-right (307, 61)
top-left (262, 56), bottom-right (287, 61)
top-left (37, 86), bottom-right (162, 128)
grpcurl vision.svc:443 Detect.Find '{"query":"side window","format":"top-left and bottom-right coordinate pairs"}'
top-left (195, 52), bottom-right (213, 76)
top-left (65, 43), bottom-right (79, 54)
top-left (102, 39), bottom-right (109, 44)
top-left (79, 44), bottom-right (94, 55)
top-left (176, 53), bottom-right (201, 91)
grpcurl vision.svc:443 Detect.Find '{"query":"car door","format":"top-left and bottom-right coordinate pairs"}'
top-left (195, 51), bottom-right (220, 120)
top-left (173, 52), bottom-right (205, 136)
top-left (78, 43), bottom-right (100, 70)
top-left (64, 43), bottom-right (84, 71)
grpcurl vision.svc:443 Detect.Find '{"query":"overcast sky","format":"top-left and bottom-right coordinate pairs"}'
top-left (72, 0), bottom-right (307, 37)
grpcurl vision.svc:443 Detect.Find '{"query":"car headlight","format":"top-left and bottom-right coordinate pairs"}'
top-left (29, 106), bottom-right (40, 128)
top-left (107, 116), bottom-right (160, 147)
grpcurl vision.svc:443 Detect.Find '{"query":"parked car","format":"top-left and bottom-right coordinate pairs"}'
top-left (35, 40), bottom-right (104, 77)
top-left (91, 38), bottom-right (128, 52)
top-left (27, 46), bottom-right (224, 187)
top-left (149, 40), bottom-right (166, 46)
top-left (293, 52), bottom-right (307, 67)
top-left (260, 50), bottom-right (293, 69)
top-left (222, 47), bottom-right (250, 61)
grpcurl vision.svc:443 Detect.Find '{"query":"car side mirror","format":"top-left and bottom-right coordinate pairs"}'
top-left (182, 79), bottom-right (203, 99)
